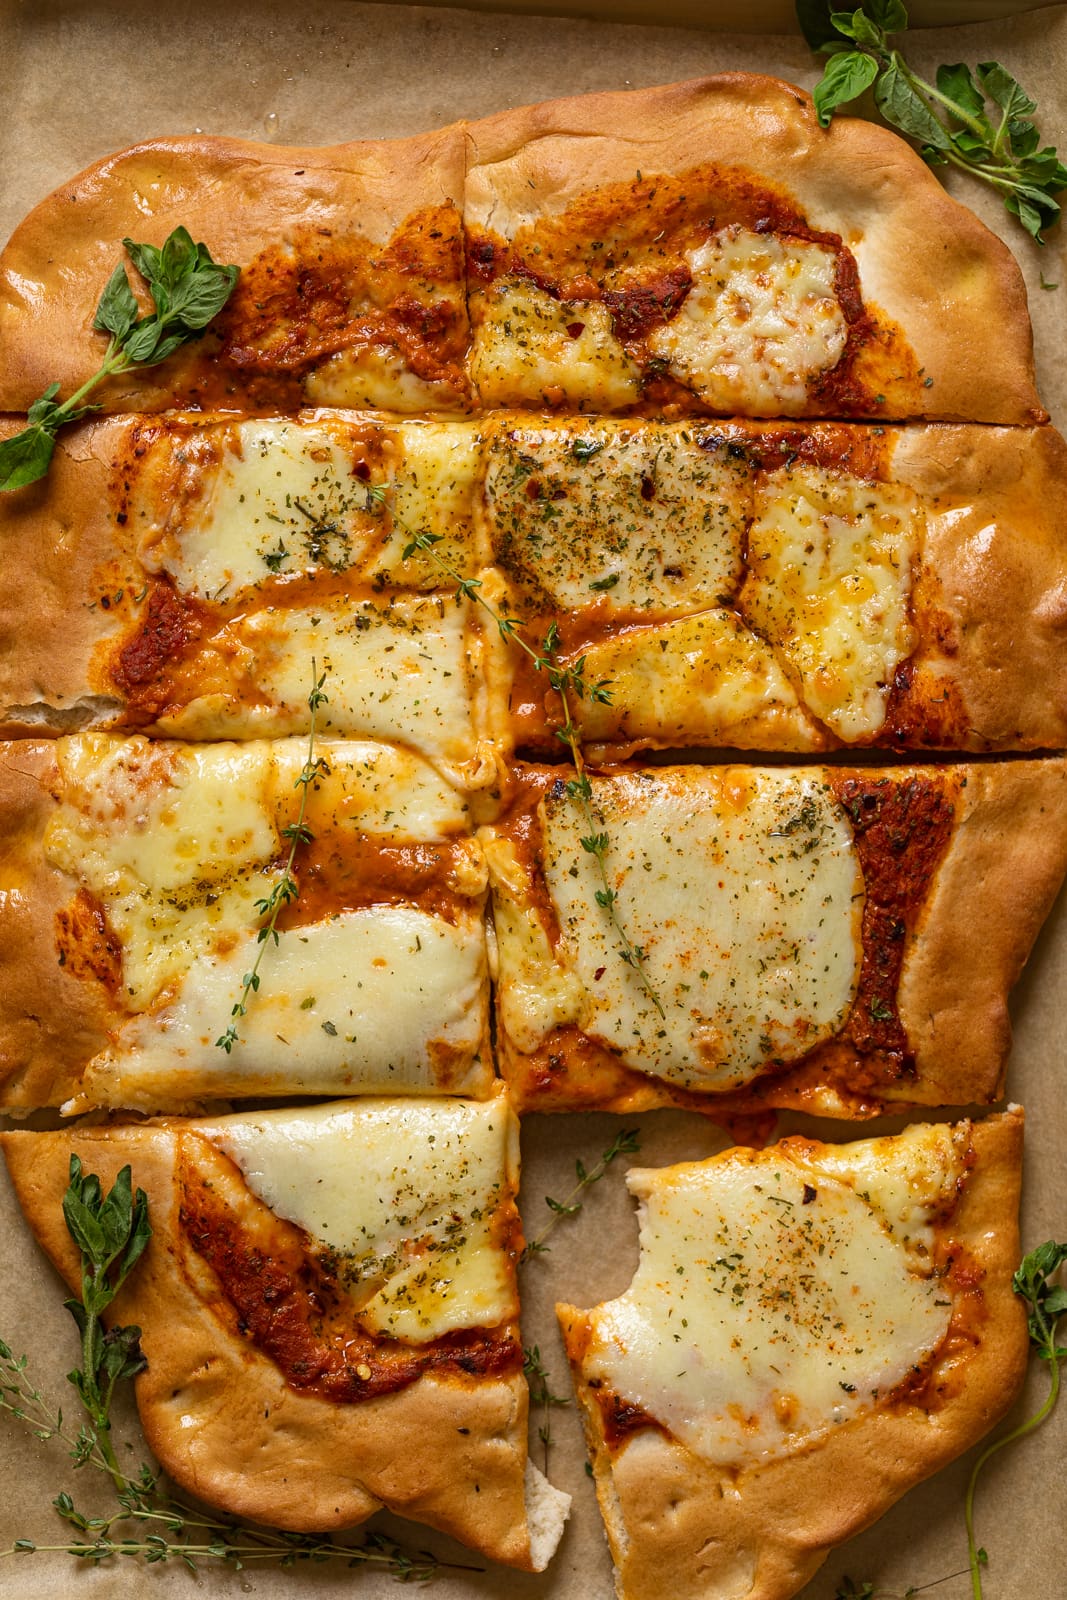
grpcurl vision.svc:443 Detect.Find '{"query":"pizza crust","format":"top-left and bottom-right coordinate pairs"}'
top-left (0, 1102), bottom-right (570, 1569)
top-left (464, 75), bottom-right (1042, 423)
top-left (0, 128), bottom-right (470, 414)
top-left (557, 1109), bottom-right (1026, 1600)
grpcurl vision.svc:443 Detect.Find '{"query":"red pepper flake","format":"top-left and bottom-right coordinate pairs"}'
top-left (353, 460), bottom-right (371, 482)
top-left (525, 479), bottom-right (543, 500)
top-left (565, 321), bottom-right (585, 339)
top-left (640, 475), bottom-right (655, 501)
top-left (593, 966), bottom-right (606, 981)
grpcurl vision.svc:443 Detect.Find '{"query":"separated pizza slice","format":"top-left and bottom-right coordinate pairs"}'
top-left (463, 76), bottom-right (1043, 423)
top-left (0, 411), bottom-right (504, 790)
top-left (0, 130), bottom-right (469, 414)
top-left (557, 1109), bottom-right (1025, 1600)
top-left (483, 761), bottom-right (1067, 1116)
top-left (479, 415), bottom-right (1067, 757)
top-left (1, 1091), bottom-right (571, 1569)
top-left (0, 734), bottom-right (493, 1112)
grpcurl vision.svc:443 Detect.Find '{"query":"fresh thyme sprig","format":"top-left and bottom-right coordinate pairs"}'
top-left (963, 1239), bottom-right (1066, 1599)
top-left (521, 1347), bottom-right (571, 1475)
top-left (216, 659), bottom-right (328, 1052)
top-left (835, 1239), bottom-right (1066, 1600)
top-left (798, 0), bottom-right (1067, 241)
top-left (369, 484), bottom-right (665, 1018)
top-left (0, 1164), bottom-right (474, 1581)
top-left (521, 1128), bottom-right (641, 1261)
top-left (0, 226), bottom-right (239, 492)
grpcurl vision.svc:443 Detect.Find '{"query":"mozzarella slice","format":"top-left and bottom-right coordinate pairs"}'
top-left (209, 1096), bottom-right (518, 1342)
top-left (304, 345), bottom-right (467, 413)
top-left (571, 610), bottom-right (815, 751)
top-left (742, 463), bottom-right (920, 741)
top-left (471, 279), bottom-right (641, 409)
top-left (647, 228), bottom-right (848, 415)
top-left (481, 420), bottom-right (748, 612)
top-left (491, 768), bottom-right (862, 1088)
top-left (131, 416), bottom-right (483, 597)
top-left (580, 1123), bottom-right (965, 1465)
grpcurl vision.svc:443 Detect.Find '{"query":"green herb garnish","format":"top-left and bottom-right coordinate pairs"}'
top-left (0, 1161), bottom-right (474, 1578)
top-left (799, 0), bottom-right (1067, 241)
top-left (0, 226), bottom-right (239, 492)
top-left (522, 1346), bottom-right (570, 1473)
top-left (522, 1128), bottom-right (641, 1260)
top-left (215, 659), bottom-right (327, 1052)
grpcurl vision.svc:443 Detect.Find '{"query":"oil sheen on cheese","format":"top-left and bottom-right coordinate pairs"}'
top-left (581, 1124), bottom-right (966, 1464)
top-left (494, 767), bottom-right (863, 1088)
top-left (647, 227), bottom-right (848, 415)
top-left (210, 1095), bottom-right (518, 1341)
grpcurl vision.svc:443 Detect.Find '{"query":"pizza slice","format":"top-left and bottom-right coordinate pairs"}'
top-left (479, 415), bottom-right (1067, 757)
top-left (0, 411), bottom-right (503, 789)
top-left (557, 1109), bottom-right (1025, 1600)
top-left (463, 76), bottom-right (1043, 423)
top-left (0, 734), bottom-right (493, 1112)
top-left (0, 129), bottom-right (470, 414)
top-left (1, 1091), bottom-right (570, 1569)
top-left (483, 760), bottom-right (1067, 1115)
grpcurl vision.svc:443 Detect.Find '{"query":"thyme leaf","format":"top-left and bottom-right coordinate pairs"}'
top-left (215, 658), bottom-right (327, 1051)
top-left (522, 1128), bottom-right (641, 1260)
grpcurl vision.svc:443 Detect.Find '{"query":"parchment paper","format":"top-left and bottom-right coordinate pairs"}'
top-left (0, 2), bottom-right (1063, 1596)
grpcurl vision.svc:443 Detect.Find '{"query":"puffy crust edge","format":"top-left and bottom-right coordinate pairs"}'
top-left (0, 1112), bottom-right (566, 1570)
top-left (557, 1108), bottom-right (1027, 1600)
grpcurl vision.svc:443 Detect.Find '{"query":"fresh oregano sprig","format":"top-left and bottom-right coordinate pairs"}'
top-left (0, 226), bottom-right (239, 492)
top-left (521, 1128), bottom-right (641, 1261)
top-left (798, 0), bottom-right (1067, 241)
top-left (60, 1157), bottom-right (151, 1492)
top-left (216, 659), bottom-right (328, 1053)
top-left (369, 485), bottom-right (666, 1019)
top-left (0, 1165), bottom-right (475, 1580)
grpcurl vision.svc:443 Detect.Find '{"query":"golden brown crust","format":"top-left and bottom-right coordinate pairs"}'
top-left (488, 761), bottom-right (1067, 1115)
top-left (0, 1110), bottom-right (556, 1568)
top-left (0, 128), bottom-right (469, 413)
top-left (463, 75), bottom-right (1043, 423)
top-left (558, 1109), bottom-right (1027, 1600)
top-left (0, 740), bottom-right (115, 1108)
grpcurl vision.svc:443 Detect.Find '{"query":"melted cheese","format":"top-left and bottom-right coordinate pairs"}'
top-left (491, 768), bottom-right (862, 1088)
top-left (742, 464), bottom-right (920, 740)
top-left (572, 610), bottom-right (816, 751)
top-left (85, 908), bottom-right (490, 1107)
top-left (470, 279), bottom-right (641, 409)
top-left (46, 734), bottom-right (491, 1104)
top-left (580, 1125), bottom-right (965, 1465)
top-left (209, 1095), bottom-right (518, 1341)
top-left (647, 228), bottom-right (848, 415)
top-left (134, 417), bottom-right (483, 597)
top-left (482, 420), bottom-right (748, 613)
top-left (304, 343), bottom-right (467, 413)
top-left (152, 596), bottom-right (493, 788)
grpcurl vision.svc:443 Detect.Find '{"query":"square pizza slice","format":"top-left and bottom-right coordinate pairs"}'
top-left (0, 734), bottom-right (493, 1112)
top-left (483, 761), bottom-right (1067, 1116)
top-left (1, 1091), bottom-right (570, 1570)
top-left (0, 411), bottom-right (504, 791)
top-left (558, 1110), bottom-right (1025, 1600)
top-left (0, 129), bottom-right (470, 415)
top-left (478, 415), bottom-right (1067, 758)
top-left (463, 76), bottom-right (1043, 424)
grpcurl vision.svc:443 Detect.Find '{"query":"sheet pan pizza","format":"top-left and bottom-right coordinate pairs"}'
top-left (0, 71), bottom-right (1064, 1599)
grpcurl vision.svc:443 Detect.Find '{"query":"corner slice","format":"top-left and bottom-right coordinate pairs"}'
top-left (1, 1092), bottom-right (570, 1569)
top-left (558, 1110), bottom-right (1026, 1600)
